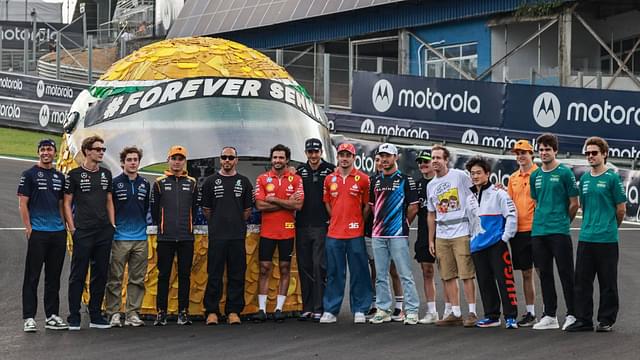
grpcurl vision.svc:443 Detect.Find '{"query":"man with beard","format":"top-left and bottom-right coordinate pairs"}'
top-left (368, 143), bottom-right (420, 325)
top-left (530, 133), bottom-right (580, 331)
top-left (426, 145), bottom-right (478, 327)
top-left (253, 144), bottom-right (304, 323)
top-left (202, 147), bottom-right (253, 325)
top-left (296, 138), bottom-right (335, 322)
top-left (64, 135), bottom-right (115, 330)
top-left (319, 143), bottom-right (371, 324)
top-left (19, 139), bottom-right (68, 332)
top-left (566, 137), bottom-right (626, 333)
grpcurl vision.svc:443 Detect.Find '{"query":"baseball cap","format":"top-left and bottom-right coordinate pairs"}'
top-left (377, 143), bottom-right (398, 155)
top-left (337, 143), bottom-right (356, 155)
top-left (168, 145), bottom-right (188, 158)
top-left (511, 140), bottom-right (534, 153)
top-left (416, 149), bottom-right (432, 162)
top-left (37, 139), bottom-right (56, 150)
top-left (305, 138), bottom-right (322, 151)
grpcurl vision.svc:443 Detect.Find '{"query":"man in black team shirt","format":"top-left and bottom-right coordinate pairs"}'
top-left (296, 138), bottom-right (335, 322)
top-left (64, 135), bottom-right (115, 330)
top-left (202, 146), bottom-right (253, 325)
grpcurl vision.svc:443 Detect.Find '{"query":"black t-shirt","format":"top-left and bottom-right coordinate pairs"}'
top-left (416, 176), bottom-right (434, 244)
top-left (65, 166), bottom-right (113, 229)
top-left (296, 160), bottom-right (335, 227)
top-left (201, 173), bottom-right (253, 240)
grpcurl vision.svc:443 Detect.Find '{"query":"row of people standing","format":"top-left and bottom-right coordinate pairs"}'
top-left (18, 133), bottom-right (625, 332)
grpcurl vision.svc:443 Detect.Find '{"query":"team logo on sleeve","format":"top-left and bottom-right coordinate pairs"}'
top-left (355, 175), bottom-right (360, 182)
top-left (288, 176), bottom-right (294, 182)
top-left (117, 182), bottom-right (124, 189)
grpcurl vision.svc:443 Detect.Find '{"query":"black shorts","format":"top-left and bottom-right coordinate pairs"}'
top-left (259, 237), bottom-right (294, 262)
top-left (414, 236), bottom-right (436, 263)
top-left (509, 231), bottom-right (534, 270)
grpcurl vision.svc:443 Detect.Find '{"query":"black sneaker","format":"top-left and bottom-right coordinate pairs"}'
top-left (154, 311), bottom-right (167, 326)
top-left (298, 312), bottom-right (313, 321)
top-left (366, 307), bottom-right (377, 319)
top-left (67, 315), bottom-right (81, 331)
top-left (565, 320), bottom-right (594, 332)
top-left (177, 310), bottom-right (192, 325)
top-left (89, 316), bottom-right (112, 329)
top-left (252, 310), bottom-right (267, 323)
top-left (596, 323), bottom-right (613, 332)
top-left (312, 313), bottom-right (322, 323)
top-left (517, 312), bottom-right (537, 327)
top-left (273, 310), bottom-right (286, 323)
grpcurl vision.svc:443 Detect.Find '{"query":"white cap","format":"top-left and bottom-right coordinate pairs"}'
top-left (377, 143), bottom-right (398, 155)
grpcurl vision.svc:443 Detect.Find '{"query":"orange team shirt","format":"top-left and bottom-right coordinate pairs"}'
top-left (323, 168), bottom-right (370, 239)
top-left (255, 170), bottom-right (304, 240)
top-left (507, 164), bottom-right (538, 232)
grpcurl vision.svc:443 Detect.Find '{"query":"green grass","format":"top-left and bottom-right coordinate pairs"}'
top-left (0, 127), bottom-right (62, 159)
top-left (0, 127), bottom-right (165, 173)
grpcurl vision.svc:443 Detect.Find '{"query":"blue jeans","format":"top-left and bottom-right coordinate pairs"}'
top-left (323, 237), bottom-right (373, 315)
top-left (372, 237), bottom-right (420, 314)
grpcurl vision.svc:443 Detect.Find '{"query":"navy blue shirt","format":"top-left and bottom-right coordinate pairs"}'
top-left (113, 173), bottom-right (150, 240)
top-left (17, 165), bottom-right (66, 232)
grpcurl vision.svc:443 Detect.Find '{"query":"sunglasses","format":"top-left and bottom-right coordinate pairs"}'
top-left (584, 150), bottom-right (600, 157)
top-left (416, 159), bottom-right (431, 164)
top-left (220, 155), bottom-right (236, 161)
top-left (91, 147), bottom-right (106, 152)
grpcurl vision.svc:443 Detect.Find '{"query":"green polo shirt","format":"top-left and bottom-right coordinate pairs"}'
top-left (530, 164), bottom-right (579, 236)
top-left (579, 169), bottom-right (627, 243)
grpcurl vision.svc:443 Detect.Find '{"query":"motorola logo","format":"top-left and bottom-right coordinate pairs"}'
top-left (37, 80), bottom-right (45, 98)
top-left (360, 119), bottom-right (376, 134)
top-left (39, 104), bottom-right (50, 127)
top-left (532, 92), bottom-right (560, 128)
top-left (372, 79), bottom-right (393, 113)
top-left (461, 129), bottom-right (479, 145)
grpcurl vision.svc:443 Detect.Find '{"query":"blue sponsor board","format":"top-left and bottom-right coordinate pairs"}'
top-left (327, 110), bottom-right (640, 159)
top-left (351, 71), bottom-right (640, 159)
top-left (352, 71), bottom-right (504, 127)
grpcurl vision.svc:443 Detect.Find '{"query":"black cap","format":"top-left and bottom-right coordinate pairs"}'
top-left (416, 149), bottom-right (432, 162)
top-left (305, 138), bottom-right (322, 151)
top-left (37, 139), bottom-right (56, 150)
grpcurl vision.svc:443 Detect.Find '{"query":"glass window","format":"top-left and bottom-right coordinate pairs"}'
top-left (423, 42), bottom-right (478, 78)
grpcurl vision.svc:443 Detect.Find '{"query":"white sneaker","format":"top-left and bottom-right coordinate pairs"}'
top-left (562, 315), bottom-right (577, 331)
top-left (403, 313), bottom-right (419, 325)
top-left (319, 312), bottom-right (337, 324)
top-left (419, 312), bottom-right (439, 324)
top-left (24, 318), bottom-right (37, 332)
top-left (533, 315), bottom-right (559, 330)
top-left (369, 309), bottom-right (392, 324)
top-left (354, 312), bottom-right (366, 324)
top-left (125, 313), bottom-right (145, 327)
top-left (45, 315), bottom-right (68, 330)
top-left (110, 313), bottom-right (123, 328)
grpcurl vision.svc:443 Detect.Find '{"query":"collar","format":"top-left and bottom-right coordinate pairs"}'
top-left (333, 167), bottom-right (359, 178)
top-left (164, 169), bottom-right (188, 177)
top-left (267, 169), bottom-right (294, 178)
top-left (303, 159), bottom-right (330, 172)
top-left (470, 182), bottom-right (492, 194)
top-left (117, 172), bottom-right (141, 182)
top-left (381, 170), bottom-right (400, 179)
top-left (518, 164), bottom-right (538, 177)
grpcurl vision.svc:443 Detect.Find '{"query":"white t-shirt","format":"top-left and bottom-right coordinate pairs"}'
top-left (426, 168), bottom-right (473, 239)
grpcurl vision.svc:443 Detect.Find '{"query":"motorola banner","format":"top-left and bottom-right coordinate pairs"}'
top-left (0, 21), bottom-right (83, 50)
top-left (351, 71), bottom-right (640, 159)
top-left (0, 97), bottom-right (68, 132)
top-left (327, 111), bottom-right (640, 159)
top-left (352, 71), bottom-right (504, 127)
top-left (0, 71), bottom-right (85, 105)
top-left (333, 134), bottom-right (640, 223)
top-left (505, 83), bottom-right (640, 142)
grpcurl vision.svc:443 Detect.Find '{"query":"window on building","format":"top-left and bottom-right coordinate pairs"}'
top-left (600, 36), bottom-right (640, 75)
top-left (424, 42), bottom-right (478, 79)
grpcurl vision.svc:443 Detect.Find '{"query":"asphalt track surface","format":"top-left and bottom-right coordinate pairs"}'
top-left (0, 157), bottom-right (638, 360)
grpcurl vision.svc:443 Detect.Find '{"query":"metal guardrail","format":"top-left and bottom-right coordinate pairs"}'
top-left (37, 58), bottom-right (103, 83)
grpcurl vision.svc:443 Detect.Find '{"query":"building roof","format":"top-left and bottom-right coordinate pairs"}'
top-left (168, 0), bottom-right (404, 38)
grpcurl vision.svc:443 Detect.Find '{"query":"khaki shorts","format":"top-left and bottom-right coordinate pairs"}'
top-left (435, 236), bottom-right (475, 281)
